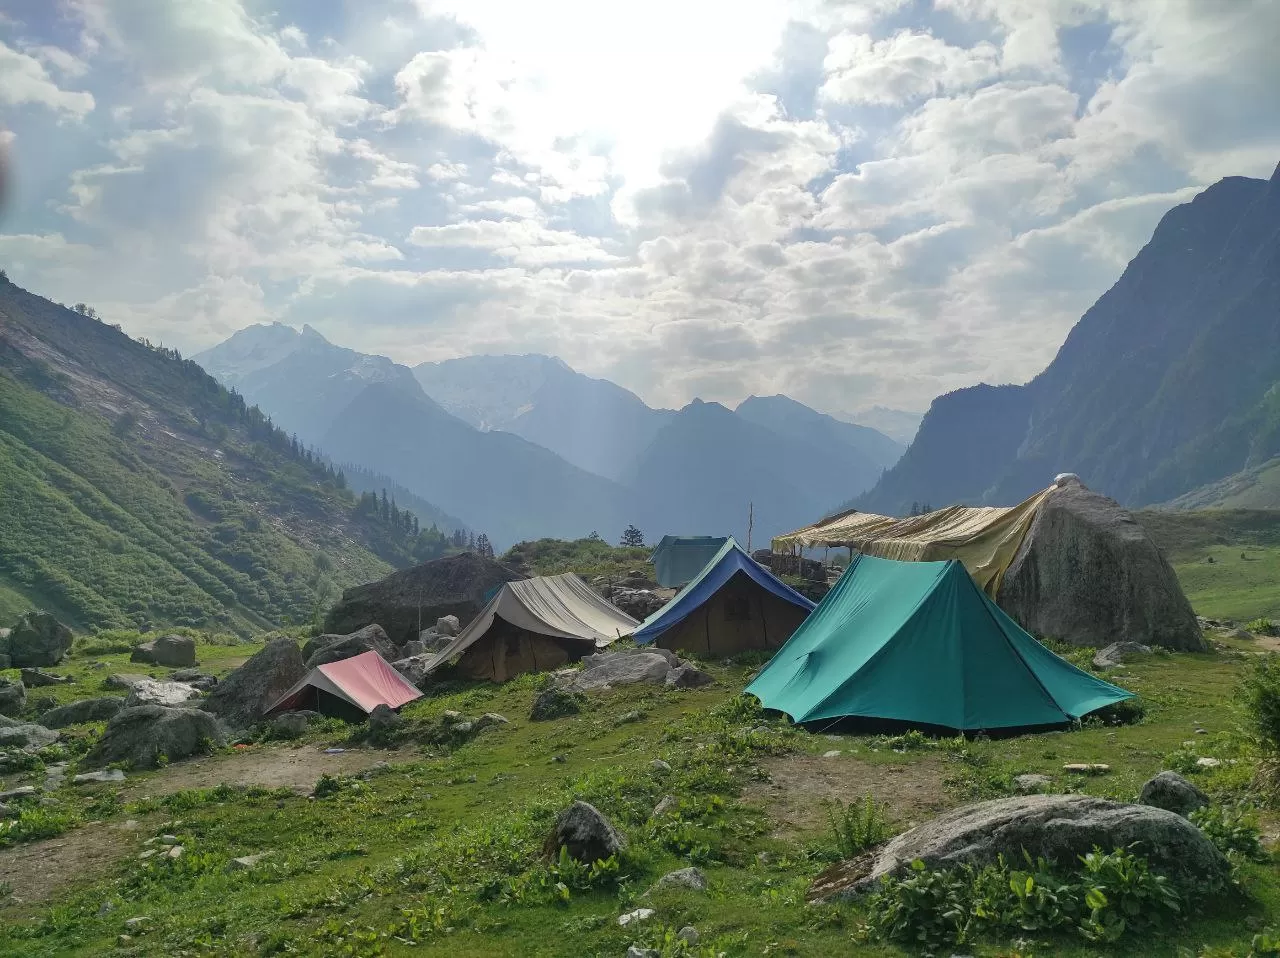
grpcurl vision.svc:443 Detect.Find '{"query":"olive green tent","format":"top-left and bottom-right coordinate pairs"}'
top-left (746, 554), bottom-right (1132, 733)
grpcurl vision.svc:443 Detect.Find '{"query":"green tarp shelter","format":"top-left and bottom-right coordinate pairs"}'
top-left (649, 536), bottom-right (729, 588)
top-left (746, 554), bottom-right (1133, 732)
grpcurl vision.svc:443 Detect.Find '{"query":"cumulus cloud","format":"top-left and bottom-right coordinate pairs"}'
top-left (821, 31), bottom-right (1000, 106)
top-left (0, 41), bottom-right (95, 117)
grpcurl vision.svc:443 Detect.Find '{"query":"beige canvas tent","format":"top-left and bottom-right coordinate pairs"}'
top-left (422, 573), bottom-right (639, 682)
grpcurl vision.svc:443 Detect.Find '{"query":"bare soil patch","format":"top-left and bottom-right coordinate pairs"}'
top-left (745, 752), bottom-right (953, 838)
top-left (0, 818), bottom-right (143, 911)
top-left (118, 742), bottom-right (419, 797)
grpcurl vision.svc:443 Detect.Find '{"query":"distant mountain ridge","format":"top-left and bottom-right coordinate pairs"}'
top-left (859, 163), bottom-right (1280, 516)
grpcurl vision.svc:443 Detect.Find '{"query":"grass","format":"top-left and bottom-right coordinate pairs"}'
top-left (0, 643), bottom-right (1276, 957)
top-left (501, 538), bottom-right (656, 582)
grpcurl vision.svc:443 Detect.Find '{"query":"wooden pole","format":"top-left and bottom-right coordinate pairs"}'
top-left (747, 501), bottom-right (753, 553)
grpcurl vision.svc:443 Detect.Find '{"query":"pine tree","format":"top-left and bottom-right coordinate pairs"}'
top-left (335, 469), bottom-right (347, 490)
top-left (620, 525), bottom-right (645, 547)
top-left (475, 533), bottom-right (494, 558)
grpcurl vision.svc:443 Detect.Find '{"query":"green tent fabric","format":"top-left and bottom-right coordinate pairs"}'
top-left (746, 554), bottom-right (1133, 732)
top-left (649, 536), bottom-right (729, 588)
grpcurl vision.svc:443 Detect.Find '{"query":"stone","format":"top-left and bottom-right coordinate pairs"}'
top-left (823, 749), bottom-right (842, 758)
top-left (996, 478), bottom-right (1205, 651)
top-left (617, 908), bottom-right (655, 927)
top-left (123, 917), bottom-right (151, 931)
top-left (303, 624), bottom-right (400, 670)
top-left (368, 703), bottom-right (403, 733)
top-left (1062, 763), bottom-right (1110, 774)
top-left (103, 673), bottom-right (150, 691)
top-left (125, 680), bottom-right (202, 708)
top-left (228, 852), bottom-right (274, 871)
top-left (170, 668), bottom-right (216, 690)
top-left (0, 723), bottom-right (58, 750)
top-left (19, 668), bottom-right (73, 687)
top-left (167, 845), bottom-right (184, 859)
top-left (40, 697), bottom-right (125, 728)
top-left (545, 800), bottom-right (627, 864)
top-left (677, 926), bottom-right (700, 946)
top-left (6, 612), bottom-right (74, 667)
top-left (649, 759), bottom-right (672, 774)
top-left (391, 654), bottom-right (433, 690)
top-left (808, 794), bottom-right (1231, 902)
top-left (74, 769), bottom-right (126, 785)
top-left (435, 615), bottom-right (461, 636)
top-left (0, 785), bottom-right (37, 802)
top-left (530, 685), bottom-right (584, 721)
top-left (130, 641), bottom-right (157, 664)
top-left (652, 795), bottom-right (677, 818)
top-left (152, 635), bottom-right (197, 667)
top-left (1138, 771), bottom-right (1209, 817)
top-left (201, 637), bottom-right (306, 731)
top-left (665, 664), bottom-right (714, 689)
top-left (0, 677), bottom-right (24, 717)
top-left (625, 947), bottom-right (658, 958)
top-left (1092, 641), bottom-right (1153, 669)
top-left (1014, 774), bottom-right (1053, 794)
top-left (82, 704), bottom-right (227, 769)
top-left (654, 866), bottom-right (707, 893)
top-left (474, 712), bottom-right (509, 730)
top-left (1196, 757), bottom-right (1222, 769)
top-left (270, 712), bottom-right (311, 740)
top-left (569, 650), bottom-right (674, 691)
top-left (401, 639), bottom-right (426, 657)
top-left (1223, 628), bottom-right (1253, 641)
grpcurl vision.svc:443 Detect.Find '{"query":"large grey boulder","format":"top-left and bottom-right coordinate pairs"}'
top-left (103, 673), bottom-right (151, 691)
top-left (997, 478), bottom-right (1205, 650)
top-left (130, 641), bottom-right (156, 664)
top-left (82, 704), bottom-right (226, 769)
top-left (665, 664), bottom-right (714, 689)
top-left (124, 679), bottom-right (202, 708)
top-left (569, 651), bottom-right (673, 692)
top-left (0, 723), bottom-right (59, 750)
top-left (0, 677), bottom-right (25, 717)
top-left (809, 794), bottom-right (1230, 902)
top-left (201, 637), bottom-right (305, 731)
top-left (1138, 771), bottom-right (1210, 818)
top-left (40, 697), bottom-right (125, 728)
top-left (170, 669), bottom-right (217, 691)
top-left (6, 612), bottom-right (74, 667)
top-left (152, 635), bottom-right (197, 667)
top-left (435, 615), bottom-right (460, 637)
top-left (303, 624), bottom-right (398, 670)
top-left (19, 668), bottom-right (73, 687)
top-left (390, 654), bottom-right (432, 690)
top-left (1093, 641), bottom-right (1153, 669)
top-left (544, 800), bottom-right (627, 864)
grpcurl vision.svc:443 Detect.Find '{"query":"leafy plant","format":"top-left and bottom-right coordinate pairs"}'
top-left (1190, 804), bottom-right (1268, 861)
top-left (865, 858), bottom-right (974, 950)
top-left (1077, 846), bottom-right (1182, 942)
top-left (1242, 655), bottom-right (1280, 751)
top-left (824, 795), bottom-right (892, 859)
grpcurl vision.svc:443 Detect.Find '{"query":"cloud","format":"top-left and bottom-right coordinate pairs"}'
top-left (0, 41), bottom-right (95, 117)
top-left (407, 219), bottom-right (618, 265)
top-left (821, 31), bottom-right (1000, 106)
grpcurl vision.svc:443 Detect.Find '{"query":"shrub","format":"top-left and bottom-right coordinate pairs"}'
top-left (1246, 618), bottom-right (1278, 636)
top-left (1242, 655), bottom-right (1280, 751)
top-left (824, 795), bottom-right (892, 859)
top-left (1190, 804), bottom-right (1268, 862)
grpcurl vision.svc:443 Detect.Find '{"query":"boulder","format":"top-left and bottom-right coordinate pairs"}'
top-left (368, 704), bottom-right (403, 733)
top-left (808, 794), bottom-right (1231, 902)
top-left (129, 641), bottom-right (156, 664)
top-left (82, 704), bottom-right (227, 769)
top-left (530, 685), bottom-right (584, 721)
top-left (1139, 771), bottom-right (1209, 818)
top-left (19, 668), bottom-right (73, 687)
top-left (609, 588), bottom-right (666, 620)
top-left (1013, 774), bottom-right (1053, 794)
top-left (270, 712), bottom-right (311, 739)
top-left (152, 635), bottom-right (197, 667)
top-left (1093, 641), bottom-right (1153, 669)
top-left (73, 769), bottom-right (126, 785)
top-left (322, 552), bottom-right (526, 645)
top-left (170, 669), bottom-right (217, 691)
top-left (6, 612), bottom-right (74, 667)
top-left (569, 651), bottom-right (673, 692)
top-left (996, 478), bottom-right (1205, 650)
top-left (124, 680), bottom-right (202, 708)
top-left (544, 800), bottom-right (627, 864)
top-left (40, 697), bottom-right (125, 728)
top-left (201, 637), bottom-right (306, 731)
top-left (303, 624), bottom-right (398, 670)
top-left (0, 677), bottom-right (25, 717)
top-left (401, 639), bottom-right (427, 657)
top-left (0, 723), bottom-right (59, 750)
top-left (391, 654), bottom-right (432, 690)
top-left (103, 673), bottom-right (151, 691)
top-left (665, 664), bottom-right (714, 689)
top-left (435, 615), bottom-right (460, 637)
top-left (652, 866), bottom-right (708, 893)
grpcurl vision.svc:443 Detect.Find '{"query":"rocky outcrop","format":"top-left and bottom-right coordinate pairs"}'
top-left (808, 794), bottom-right (1230, 902)
top-left (201, 637), bottom-right (305, 731)
top-left (608, 588), bottom-right (666, 620)
top-left (1138, 771), bottom-right (1210, 818)
top-left (566, 649), bottom-right (711, 693)
top-left (390, 654), bottom-right (432, 690)
top-left (170, 669), bottom-right (217, 691)
top-left (1093, 641), bottom-right (1153, 669)
top-left (5, 612), bottom-right (74, 667)
top-left (40, 696), bottom-right (125, 728)
top-left (0, 723), bottom-right (59, 750)
top-left (997, 479), bottom-right (1204, 650)
top-left (19, 668), bottom-right (72, 687)
top-left (0, 677), bottom-right (24, 717)
top-left (303, 624), bottom-right (398, 670)
top-left (323, 552), bottom-right (526, 645)
top-left (124, 679), bottom-right (202, 708)
top-left (82, 704), bottom-right (226, 768)
top-left (544, 800), bottom-right (627, 864)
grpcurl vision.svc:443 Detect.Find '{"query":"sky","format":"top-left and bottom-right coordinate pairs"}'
top-left (1, 0), bottom-right (1278, 420)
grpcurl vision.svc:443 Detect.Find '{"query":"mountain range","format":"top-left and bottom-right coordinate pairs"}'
top-left (194, 332), bottom-right (904, 547)
top-left (858, 162), bottom-right (1280, 516)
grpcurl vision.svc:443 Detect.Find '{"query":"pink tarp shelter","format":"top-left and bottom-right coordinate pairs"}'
top-left (264, 650), bottom-right (421, 719)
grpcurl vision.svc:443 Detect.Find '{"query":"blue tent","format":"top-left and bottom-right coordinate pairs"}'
top-left (649, 535), bottom-right (729, 588)
top-left (633, 539), bottom-right (815, 655)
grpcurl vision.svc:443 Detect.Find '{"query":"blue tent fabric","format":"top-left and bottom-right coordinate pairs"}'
top-left (649, 535), bottom-right (729, 588)
top-left (633, 538), bottom-right (815, 645)
top-left (745, 554), bottom-right (1133, 732)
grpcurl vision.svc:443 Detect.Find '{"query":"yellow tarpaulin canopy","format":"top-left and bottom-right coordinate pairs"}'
top-left (771, 486), bottom-right (1055, 596)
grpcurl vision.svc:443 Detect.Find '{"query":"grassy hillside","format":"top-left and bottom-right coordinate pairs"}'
top-left (501, 537), bottom-right (655, 581)
top-left (1165, 458), bottom-right (1280, 510)
top-left (1138, 509), bottom-right (1280, 621)
top-left (0, 279), bottom-right (449, 633)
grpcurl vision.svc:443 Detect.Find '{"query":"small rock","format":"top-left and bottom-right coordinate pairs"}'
top-left (550, 754), bottom-right (567, 763)
top-left (167, 845), bottom-right (184, 859)
top-left (677, 926), bottom-right (700, 946)
top-left (159, 834), bottom-right (178, 845)
top-left (441, 710), bottom-right (462, 722)
top-left (823, 750), bottom-right (841, 758)
top-left (665, 664), bottom-right (714, 689)
top-left (652, 795), bottom-right (677, 818)
top-left (229, 852), bottom-right (273, 871)
top-left (617, 710), bottom-right (643, 724)
top-left (1062, 763), bottom-right (1110, 774)
top-left (19, 668), bottom-right (73, 687)
top-left (618, 907), bottom-right (655, 927)
top-left (368, 704), bottom-right (403, 733)
top-left (1014, 773), bottom-right (1053, 794)
top-left (0, 678), bottom-right (25, 717)
top-left (625, 948), bottom-right (658, 958)
top-left (474, 712), bottom-right (509, 730)
top-left (1195, 728), bottom-right (1208, 735)
top-left (436, 615), bottom-right (461, 636)
top-left (1196, 757), bottom-right (1222, 769)
top-left (1092, 641), bottom-right (1152, 669)
top-left (654, 866), bottom-right (707, 893)
top-left (271, 712), bottom-right (311, 740)
top-left (452, 720), bottom-right (474, 734)
top-left (103, 673), bottom-right (150, 690)
top-left (123, 917), bottom-right (150, 930)
top-left (118, 935), bottom-right (133, 946)
top-left (0, 785), bottom-right (37, 802)
top-left (73, 769), bottom-right (126, 785)
top-left (1139, 771), bottom-right (1209, 817)
top-left (138, 849), bottom-right (156, 860)
top-left (649, 759), bottom-right (672, 774)
top-left (546, 800), bottom-right (627, 863)
top-left (98, 900), bottom-right (115, 916)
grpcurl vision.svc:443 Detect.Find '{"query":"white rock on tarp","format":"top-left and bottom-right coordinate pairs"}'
top-left (617, 908), bottom-right (655, 927)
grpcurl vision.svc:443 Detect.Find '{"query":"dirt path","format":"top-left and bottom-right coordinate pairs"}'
top-left (118, 742), bottom-right (420, 797)
top-left (0, 818), bottom-right (145, 911)
top-left (745, 753), bottom-right (952, 838)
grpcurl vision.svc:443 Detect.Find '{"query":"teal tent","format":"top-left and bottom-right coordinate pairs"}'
top-left (649, 536), bottom-right (729, 588)
top-left (746, 554), bottom-right (1133, 732)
